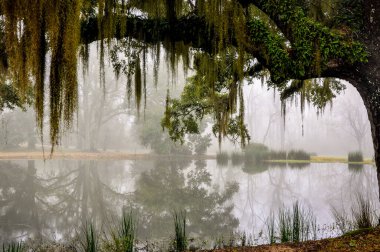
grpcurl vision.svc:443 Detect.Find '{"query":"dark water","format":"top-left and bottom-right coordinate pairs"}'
top-left (0, 159), bottom-right (378, 244)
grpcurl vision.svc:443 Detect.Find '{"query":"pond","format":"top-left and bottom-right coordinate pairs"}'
top-left (0, 159), bottom-right (378, 247)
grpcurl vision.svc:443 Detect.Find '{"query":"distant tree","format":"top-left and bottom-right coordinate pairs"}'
top-left (341, 101), bottom-right (370, 152)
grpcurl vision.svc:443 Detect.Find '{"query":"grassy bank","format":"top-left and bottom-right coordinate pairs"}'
top-left (209, 227), bottom-right (380, 251)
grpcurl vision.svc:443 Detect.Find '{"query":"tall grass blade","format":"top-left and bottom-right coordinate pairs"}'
top-left (173, 210), bottom-right (187, 252)
top-left (2, 243), bottom-right (24, 252)
top-left (119, 211), bottom-right (135, 252)
top-left (352, 194), bottom-right (374, 229)
top-left (331, 206), bottom-right (352, 234)
top-left (80, 222), bottom-right (98, 252)
top-left (266, 213), bottom-right (276, 244)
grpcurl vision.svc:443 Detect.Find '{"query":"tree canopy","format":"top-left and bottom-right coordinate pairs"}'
top-left (0, 0), bottom-right (378, 163)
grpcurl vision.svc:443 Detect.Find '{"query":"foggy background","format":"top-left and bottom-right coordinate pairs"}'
top-left (0, 42), bottom-right (373, 158)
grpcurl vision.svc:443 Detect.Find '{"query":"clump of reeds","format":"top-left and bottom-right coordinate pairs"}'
top-left (331, 193), bottom-right (377, 234)
top-left (267, 202), bottom-right (316, 244)
top-left (173, 211), bottom-right (187, 252)
top-left (348, 151), bottom-right (363, 162)
top-left (331, 207), bottom-right (352, 234)
top-left (352, 194), bottom-right (375, 229)
top-left (80, 222), bottom-right (98, 252)
top-left (216, 152), bottom-right (229, 166)
top-left (266, 213), bottom-right (276, 244)
top-left (2, 243), bottom-right (24, 252)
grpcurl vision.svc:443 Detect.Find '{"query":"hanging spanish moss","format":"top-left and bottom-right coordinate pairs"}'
top-left (162, 48), bottom-right (251, 148)
top-left (142, 45), bottom-right (147, 111)
top-left (0, 0), bottom-right (368, 151)
top-left (134, 55), bottom-right (142, 114)
top-left (0, 0), bottom-right (81, 151)
top-left (48, 0), bottom-right (81, 150)
top-left (152, 43), bottom-right (161, 88)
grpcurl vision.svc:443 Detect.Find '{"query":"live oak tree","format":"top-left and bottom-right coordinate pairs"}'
top-left (0, 1), bottom-right (379, 195)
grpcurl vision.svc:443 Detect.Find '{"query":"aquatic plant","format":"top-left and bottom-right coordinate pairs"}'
top-left (173, 211), bottom-right (187, 252)
top-left (331, 206), bottom-right (353, 234)
top-left (352, 194), bottom-right (375, 229)
top-left (80, 222), bottom-right (98, 252)
top-left (270, 202), bottom-right (316, 244)
top-left (240, 232), bottom-right (247, 247)
top-left (278, 207), bottom-right (292, 243)
top-left (117, 211), bottom-right (136, 252)
top-left (2, 243), bottom-right (24, 252)
top-left (348, 151), bottom-right (364, 162)
top-left (331, 194), bottom-right (377, 234)
top-left (103, 210), bottom-right (136, 252)
top-left (266, 213), bottom-right (276, 244)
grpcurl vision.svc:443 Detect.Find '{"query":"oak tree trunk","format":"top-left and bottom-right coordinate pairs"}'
top-left (360, 0), bottom-right (380, 200)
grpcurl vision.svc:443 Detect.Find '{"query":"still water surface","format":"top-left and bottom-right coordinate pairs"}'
top-left (0, 159), bottom-right (378, 244)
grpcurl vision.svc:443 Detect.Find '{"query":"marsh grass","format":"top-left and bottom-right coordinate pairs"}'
top-left (104, 211), bottom-right (136, 252)
top-left (331, 207), bottom-right (353, 234)
top-left (268, 202), bottom-right (316, 244)
top-left (216, 152), bottom-right (229, 166)
top-left (348, 151), bottom-right (363, 162)
top-left (352, 194), bottom-right (375, 229)
top-left (278, 208), bottom-right (292, 243)
top-left (332, 194), bottom-right (377, 234)
top-left (2, 243), bottom-right (24, 252)
top-left (80, 222), bottom-right (98, 252)
top-left (266, 213), bottom-right (276, 244)
top-left (173, 211), bottom-right (187, 252)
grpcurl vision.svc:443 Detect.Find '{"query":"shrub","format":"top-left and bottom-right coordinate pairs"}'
top-left (287, 150), bottom-right (311, 160)
top-left (268, 150), bottom-right (287, 160)
top-left (348, 151), bottom-right (363, 162)
top-left (244, 143), bottom-right (269, 165)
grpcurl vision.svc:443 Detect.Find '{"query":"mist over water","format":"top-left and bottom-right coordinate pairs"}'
top-left (0, 159), bottom-right (378, 245)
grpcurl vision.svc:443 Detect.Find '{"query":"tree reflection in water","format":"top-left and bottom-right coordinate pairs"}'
top-left (0, 159), bottom-right (239, 244)
top-left (0, 160), bottom-right (131, 242)
top-left (133, 159), bottom-right (239, 240)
